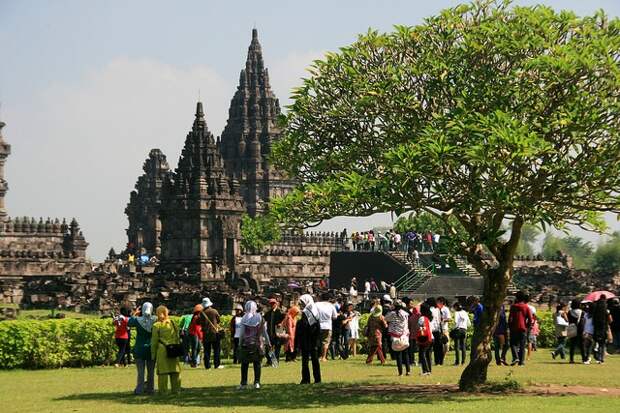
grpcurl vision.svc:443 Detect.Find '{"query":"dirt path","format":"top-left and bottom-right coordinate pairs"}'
top-left (330, 383), bottom-right (620, 397)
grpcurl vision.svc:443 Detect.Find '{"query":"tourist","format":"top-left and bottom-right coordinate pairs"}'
top-left (370, 278), bottom-right (378, 292)
top-left (296, 294), bottom-right (321, 384)
top-left (393, 232), bottom-right (402, 251)
top-left (527, 313), bottom-right (540, 360)
top-left (452, 302), bottom-right (470, 365)
top-left (424, 231), bottom-right (433, 252)
top-left (381, 295), bottom-right (394, 359)
top-left (551, 303), bottom-right (569, 360)
top-left (468, 295), bottom-right (483, 360)
top-left (351, 232), bottom-right (358, 251)
top-left (412, 249), bottom-right (420, 266)
top-left (364, 279), bottom-right (371, 300)
top-left (417, 302), bottom-right (434, 375)
top-left (426, 297), bottom-right (443, 365)
top-left (128, 302), bottom-right (156, 395)
top-left (378, 231), bottom-right (388, 251)
top-left (264, 298), bottom-right (285, 365)
top-left (365, 303), bottom-right (387, 365)
top-left (178, 310), bottom-right (193, 364)
top-left (199, 297), bottom-right (224, 369)
top-left (436, 296), bottom-right (452, 364)
top-left (404, 297), bottom-right (420, 366)
top-left (592, 295), bottom-right (611, 363)
top-left (237, 300), bottom-right (271, 390)
top-left (330, 306), bottom-right (347, 359)
top-left (567, 299), bottom-right (585, 363)
top-left (582, 302), bottom-right (595, 364)
top-left (608, 298), bottom-right (620, 353)
top-left (112, 307), bottom-right (131, 367)
top-left (508, 291), bottom-right (533, 366)
top-left (230, 304), bottom-right (244, 364)
top-left (151, 305), bottom-right (181, 394)
top-left (343, 302), bottom-right (360, 357)
top-left (315, 292), bottom-right (337, 362)
top-left (432, 232), bottom-right (440, 251)
top-left (493, 304), bottom-right (509, 366)
top-left (188, 304), bottom-right (203, 367)
top-left (283, 305), bottom-right (299, 361)
top-left (386, 299), bottom-right (411, 376)
top-left (368, 230), bottom-right (375, 251)
top-left (525, 294), bottom-right (537, 360)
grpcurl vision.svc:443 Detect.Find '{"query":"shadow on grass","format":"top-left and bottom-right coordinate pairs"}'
top-left (56, 382), bottom-right (474, 409)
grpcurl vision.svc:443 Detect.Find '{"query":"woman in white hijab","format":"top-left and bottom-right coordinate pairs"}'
top-left (296, 294), bottom-right (322, 384)
top-left (237, 300), bottom-right (271, 390)
top-left (128, 302), bottom-right (157, 394)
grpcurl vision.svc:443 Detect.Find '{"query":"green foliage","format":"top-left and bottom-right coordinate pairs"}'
top-left (592, 232), bottom-right (620, 274)
top-left (240, 214), bottom-right (281, 253)
top-left (541, 233), bottom-right (593, 269)
top-left (393, 211), bottom-right (469, 254)
top-left (272, 0), bottom-right (620, 266)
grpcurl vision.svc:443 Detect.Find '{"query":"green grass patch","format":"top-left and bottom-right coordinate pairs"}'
top-left (0, 352), bottom-right (618, 412)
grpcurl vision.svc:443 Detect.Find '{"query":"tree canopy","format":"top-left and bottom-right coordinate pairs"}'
top-left (271, 0), bottom-right (620, 389)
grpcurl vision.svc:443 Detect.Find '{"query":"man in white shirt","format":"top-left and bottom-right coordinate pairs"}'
top-left (314, 293), bottom-right (338, 362)
top-left (437, 297), bottom-right (452, 362)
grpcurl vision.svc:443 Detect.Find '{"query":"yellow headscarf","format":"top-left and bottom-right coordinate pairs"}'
top-left (156, 305), bottom-right (169, 323)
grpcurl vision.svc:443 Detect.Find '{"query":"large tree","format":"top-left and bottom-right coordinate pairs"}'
top-left (270, 0), bottom-right (620, 389)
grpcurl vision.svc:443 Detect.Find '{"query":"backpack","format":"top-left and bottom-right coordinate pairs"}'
top-left (242, 316), bottom-right (266, 357)
top-left (416, 316), bottom-right (432, 346)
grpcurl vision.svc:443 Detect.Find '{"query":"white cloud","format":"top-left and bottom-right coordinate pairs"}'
top-left (268, 50), bottom-right (325, 108)
top-left (4, 58), bottom-right (231, 260)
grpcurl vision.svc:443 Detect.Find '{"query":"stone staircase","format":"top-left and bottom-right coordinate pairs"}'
top-left (452, 256), bottom-right (480, 277)
top-left (394, 264), bottom-right (435, 293)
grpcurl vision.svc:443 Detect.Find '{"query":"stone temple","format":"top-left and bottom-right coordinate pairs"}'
top-left (126, 29), bottom-right (344, 281)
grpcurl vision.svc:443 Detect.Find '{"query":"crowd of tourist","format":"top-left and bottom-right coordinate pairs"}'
top-left (111, 288), bottom-right (619, 395)
top-left (350, 229), bottom-right (440, 255)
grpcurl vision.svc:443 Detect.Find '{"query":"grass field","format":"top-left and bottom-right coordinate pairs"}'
top-left (0, 351), bottom-right (618, 413)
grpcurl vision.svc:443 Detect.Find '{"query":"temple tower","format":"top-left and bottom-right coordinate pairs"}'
top-left (125, 149), bottom-right (172, 255)
top-left (0, 120), bottom-right (11, 222)
top-left (159, 102), bottom-right (244, 279)
top-left (220, 29), bottom-right (296, 217)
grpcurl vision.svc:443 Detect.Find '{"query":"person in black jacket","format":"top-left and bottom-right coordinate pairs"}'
top-left (296, 294), bottom-right (321, 384)
top-left (567, 299), bottom-right (585, 363)
top-left (265, 298), bottom-right (285, 365)
top-left (593, 295), bottom-right (611, 363)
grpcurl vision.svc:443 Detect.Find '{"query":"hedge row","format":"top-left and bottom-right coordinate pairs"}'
top-left (0, 311), bottom-right (555, 369)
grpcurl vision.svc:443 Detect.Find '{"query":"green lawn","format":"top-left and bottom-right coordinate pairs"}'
top-left (0, 351), bottom-right (618, 413)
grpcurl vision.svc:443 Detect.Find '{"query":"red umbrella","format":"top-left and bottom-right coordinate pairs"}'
top-left (584, 290), bottom-right (616, 302)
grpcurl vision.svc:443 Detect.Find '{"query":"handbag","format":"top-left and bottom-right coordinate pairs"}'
top-left (160, 322), bottom-right (184, 358)
top-left (567, 323), bottom-right (578, 339)
top-left (275, 323), bottom-right (289, 341)
top-left (391, 334), bottom-right (410, 352)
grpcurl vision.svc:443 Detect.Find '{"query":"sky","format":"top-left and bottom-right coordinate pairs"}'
top-left (1, 0), bottom-right (620, 260)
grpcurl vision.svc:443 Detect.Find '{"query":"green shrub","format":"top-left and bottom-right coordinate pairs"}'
top-left (0, 309), bottom-right (559, 369)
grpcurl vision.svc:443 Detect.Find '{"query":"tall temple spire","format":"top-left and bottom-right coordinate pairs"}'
top-left (0, 119), bottom-right (12, 221)
top-left (220, 29), bottom-right (294, 217)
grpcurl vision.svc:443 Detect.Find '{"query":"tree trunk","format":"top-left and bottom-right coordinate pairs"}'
top-left (458, 264), bottom-right (512, 391)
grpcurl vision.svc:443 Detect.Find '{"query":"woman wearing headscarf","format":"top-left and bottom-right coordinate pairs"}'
top-left (386, 299), bottom-right (411, 376)
top-left (151, 305), bottom-right (182, 393)
top-left (365, 304), bottom-right (387, 365)
top-left (283, 305), bottom-right (300, 362)
top-left (237, 300), bottom-right (271, 390)
top-left (295, 294), bottom-right (321, 384)
top-left (128, 302), bottom-right (156, 394)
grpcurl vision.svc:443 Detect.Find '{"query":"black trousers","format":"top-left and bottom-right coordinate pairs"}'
top-left (510, 331), bottom-right (526, 365)
top-left (240, 360), bottom-right (261, 385)
top-left (407, 338), bottom-right (418, 365)
top-left (203, 337), bottom-right (221, 369)
top-left (568, 336), bottom-right (585, 362)
top-left (301, 347), bottom-right (321, 384)
top-left (432, 331), bottom-right (445, 365)
top-left (419, 345), bottom-right (432, 374)
top-left (115, 338), bottom-right (129, 365)
top-left (454, 334), bottom-right (466, 365)
top-left (233, 338), bottom-right (240, 364)
top-left (395, 349), bottom-right (411, 375)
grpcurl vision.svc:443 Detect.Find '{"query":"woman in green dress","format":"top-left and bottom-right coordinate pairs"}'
top-left (128, 302), bottom-right (156, 395)
top-left (151, 305), bottom-right (182, 393)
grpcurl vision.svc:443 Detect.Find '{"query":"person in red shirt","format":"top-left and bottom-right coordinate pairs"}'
top-left (113, 307), bottom-right (131, 367)
top-left (508, 291), bottom-right (533, 366)
top-left (188, 304), bottom-right (204, 368)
